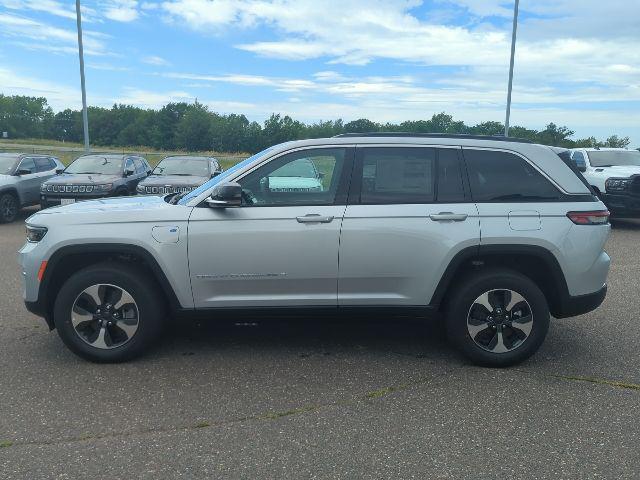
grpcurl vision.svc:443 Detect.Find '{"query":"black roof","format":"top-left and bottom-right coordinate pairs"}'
top-left (332, 132), bottom-right (532, 144)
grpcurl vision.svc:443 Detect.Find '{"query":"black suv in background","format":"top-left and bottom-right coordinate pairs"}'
top-left (136, 155), bottom-right (222, 195)
top-left (40, 154), bottom-right (151, 208)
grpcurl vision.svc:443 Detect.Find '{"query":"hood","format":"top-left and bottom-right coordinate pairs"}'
top-left (139, 174), bottom-right (208, 187)
top-left (592, 165), bottom-right (640, 178)
top-left (0, 174), bottom-right (17, 186)
top-left (44, 173), bottom-right (122, 185)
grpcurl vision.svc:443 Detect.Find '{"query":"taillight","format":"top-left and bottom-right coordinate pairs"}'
top-left (567, 210), bottom-right (610, 225)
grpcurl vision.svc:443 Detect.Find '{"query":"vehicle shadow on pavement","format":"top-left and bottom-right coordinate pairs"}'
top-left (610, 219), bottom-right (640, 230)
top-left (158, 314), bottom-right (456, 363)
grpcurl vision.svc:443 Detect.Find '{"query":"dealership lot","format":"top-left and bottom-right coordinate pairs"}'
top-left (1, 208), bottom-right (639, 478)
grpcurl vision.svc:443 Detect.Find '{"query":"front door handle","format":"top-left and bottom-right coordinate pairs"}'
top-left (296, 214), bottom-right (334, 224)
top-left (429, 212), bottom-right (468, 222)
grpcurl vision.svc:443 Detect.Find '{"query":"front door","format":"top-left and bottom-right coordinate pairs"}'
top-left (188, 147), bottom-right (353, 308)
top-left (338, 146), bottom-right (480, 306)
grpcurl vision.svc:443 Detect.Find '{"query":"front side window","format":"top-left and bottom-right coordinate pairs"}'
top-left (359, 147), bottom-right (435, 204)
top-left (18, 157), bottom-right (36, 174)
top-left (238, 148), bottom-right (346, 206)
top-left (464, 149), bottom-right (560, 202)
top-left (65, 156), bottom-right (123, 175)
top-left (0, 155), bottom-right (18, 175)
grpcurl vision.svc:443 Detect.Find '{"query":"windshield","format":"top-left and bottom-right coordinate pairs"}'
top-left (0, 155), bottom-right (18, 175)
top-left (178, 146), bottom-right (278, 205)
top-left (588, 150), bottom-right (640, 167)
top-left (65, 155), bottom-right (123, 175)
top-left (153, 157), bottom-right (210, 176)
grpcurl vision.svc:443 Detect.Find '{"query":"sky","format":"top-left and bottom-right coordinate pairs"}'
top-left (0, 0), bottom-right (638, 146)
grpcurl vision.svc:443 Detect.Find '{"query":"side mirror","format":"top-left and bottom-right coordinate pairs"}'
top-left (124, 168), bottom-right (135, 177)
top-left (56, 168), bottom-right (64, 174)
top-left (206, 182), bottom-right (242, 208)
top-left (15, 168), bottom-right (32, 176)
top-left (577, 164), bottom-right (587, 173)
top-left (147, 170), bottom-right (152, 175)
top-left (211, 171), bottom-right (221, 178)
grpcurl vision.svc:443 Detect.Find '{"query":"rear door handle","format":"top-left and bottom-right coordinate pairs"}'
top-left (429, 212), bottom-right (468, 222)
top-left (296, 214), bottom-right (334, 224)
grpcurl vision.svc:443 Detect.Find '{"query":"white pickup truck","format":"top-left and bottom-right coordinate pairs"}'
top-left (570, 148), bottom-right (640, 217)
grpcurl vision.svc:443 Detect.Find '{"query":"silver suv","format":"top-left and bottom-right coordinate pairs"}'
top-left (19, 134), bottom-right (611, 366)
top-left (0, 153), bottom-right (64, 222)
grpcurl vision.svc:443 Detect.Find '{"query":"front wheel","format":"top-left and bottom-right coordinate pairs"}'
top-left (445, 269), bottom-right (550, 367)
top-left (53, 262), bottom-right (166, 362)
top-left (0, 192), bottom-right (19, 223)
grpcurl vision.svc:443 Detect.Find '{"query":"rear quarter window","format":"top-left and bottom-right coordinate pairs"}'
top-left (464, 149), bottom-right (561, 202)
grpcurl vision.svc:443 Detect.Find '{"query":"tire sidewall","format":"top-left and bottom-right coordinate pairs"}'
top-left (446, 270), bottom-right (550, 367)
top-left (53, 264), bottom-right (164, 362)
top-left (0, 192), bottom-right (18, 223)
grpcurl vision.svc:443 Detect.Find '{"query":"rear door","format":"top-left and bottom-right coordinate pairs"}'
top-left (338, 145), bottom-right (480, 306)
top-left (462, 148), bottom-right (576, 246)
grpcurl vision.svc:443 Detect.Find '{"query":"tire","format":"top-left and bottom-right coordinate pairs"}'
top-left (445, 268), bottom-right (550, 368)
top-left (53, 262), bottom-right (166, 362)
top-left (0, 192), bottom-right (19, 223)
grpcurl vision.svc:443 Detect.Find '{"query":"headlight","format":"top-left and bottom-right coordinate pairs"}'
top-left (96, 183), bottom-right (113, 192)
top-left (26, 225), bottom-right (48, 243)
top-left (605, 178), bottom-right (631, 192)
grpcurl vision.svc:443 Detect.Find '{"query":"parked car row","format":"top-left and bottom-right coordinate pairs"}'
top-left (0, 153), bottom-right (223, 222)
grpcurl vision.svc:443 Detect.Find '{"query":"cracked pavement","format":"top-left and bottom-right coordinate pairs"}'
top-left (1, 208), bottom-right (639, 479)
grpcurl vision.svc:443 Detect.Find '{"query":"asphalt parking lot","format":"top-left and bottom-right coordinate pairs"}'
top-left (1, 208), bottom-right (639, 479)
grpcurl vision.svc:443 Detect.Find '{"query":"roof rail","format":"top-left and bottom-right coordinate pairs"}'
top-left (332, 132), bottom-right (532, 143)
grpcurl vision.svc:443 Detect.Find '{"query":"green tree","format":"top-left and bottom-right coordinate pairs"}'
top-left (174, 103), bottom-right (212, 151)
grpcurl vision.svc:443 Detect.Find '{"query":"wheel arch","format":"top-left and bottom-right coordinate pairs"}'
top-left (430, 244), bottom-right (570, 318)
top-left (38, 243), bottom-right (181, 329)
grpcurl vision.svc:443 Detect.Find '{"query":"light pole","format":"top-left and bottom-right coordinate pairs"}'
top-left (504, 0), bottom-right (519, 137)
top-left (75, 0), bottom-right (90, 152)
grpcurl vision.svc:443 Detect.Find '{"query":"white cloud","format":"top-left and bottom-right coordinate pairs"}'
top-left (0, 12), bottom-right (110, 55)
top-left (116, 87), bottom-right (193, 107)
top-left (102, 0), bottom-right (140, 22)
top-left (142, 55), bottom-right (171, 66)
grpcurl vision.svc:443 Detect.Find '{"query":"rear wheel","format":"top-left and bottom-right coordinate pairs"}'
top-left (445, 268), bottom-right (549, 367)
top-left (53, 262), bottom-right (166, 362)
top-left (0, 192), bottom-right (19, 223)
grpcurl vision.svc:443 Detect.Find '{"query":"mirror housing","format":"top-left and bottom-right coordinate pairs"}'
top-left (55, 168), bottom-right (64, 174)
top-left (124, 168), bottom-right (135, 177)
top-left (206, 182), bottom-right (242, 208)
top-left (577, 164), bottom-right (587, 173)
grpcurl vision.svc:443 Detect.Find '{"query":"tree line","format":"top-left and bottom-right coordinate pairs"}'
top-left (0, 94), bottom-right (632, 153)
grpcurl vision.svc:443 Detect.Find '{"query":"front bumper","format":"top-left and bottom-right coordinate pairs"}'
top-left (601, 192), bottom-right (640, 217)
top-left (40, 194), bottom-right (109, 209)
top-left (553, 284), bottom-right (607, 319)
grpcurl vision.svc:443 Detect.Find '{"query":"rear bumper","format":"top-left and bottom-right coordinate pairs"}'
top-left (601, 193), bottom-right (640, 217)
top-left (553, 284), bottom-right (607, 319)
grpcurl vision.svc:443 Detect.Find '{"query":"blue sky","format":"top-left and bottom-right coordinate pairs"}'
top-left (0, 0), bottom-right (638, 146)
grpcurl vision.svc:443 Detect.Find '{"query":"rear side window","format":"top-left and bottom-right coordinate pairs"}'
top-left (359, 147), bottom-right (435, 204)
top-left (464, 149), bottom-right (561, 202)
top-left (35, 157), bottom-right (55, 172)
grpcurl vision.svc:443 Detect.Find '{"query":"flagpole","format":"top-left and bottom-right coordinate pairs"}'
top-left (505, 0), bottom-right (520, 137)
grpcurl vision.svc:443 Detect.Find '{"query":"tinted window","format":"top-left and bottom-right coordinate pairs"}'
top-left (587, 150), bottom-right (640, 167)
top-left (239, 148), bottom-right (346, 206)
top-left (437, 148), bottom-right (465, 202)
top-left (18, 157), bottom-right (36, 174)
top-left (35, 157), bottom-right (54, 172)
top-left (360, 147), bottom-right (435, 204)
top-left (464, 149), bottom-right (560, 201)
